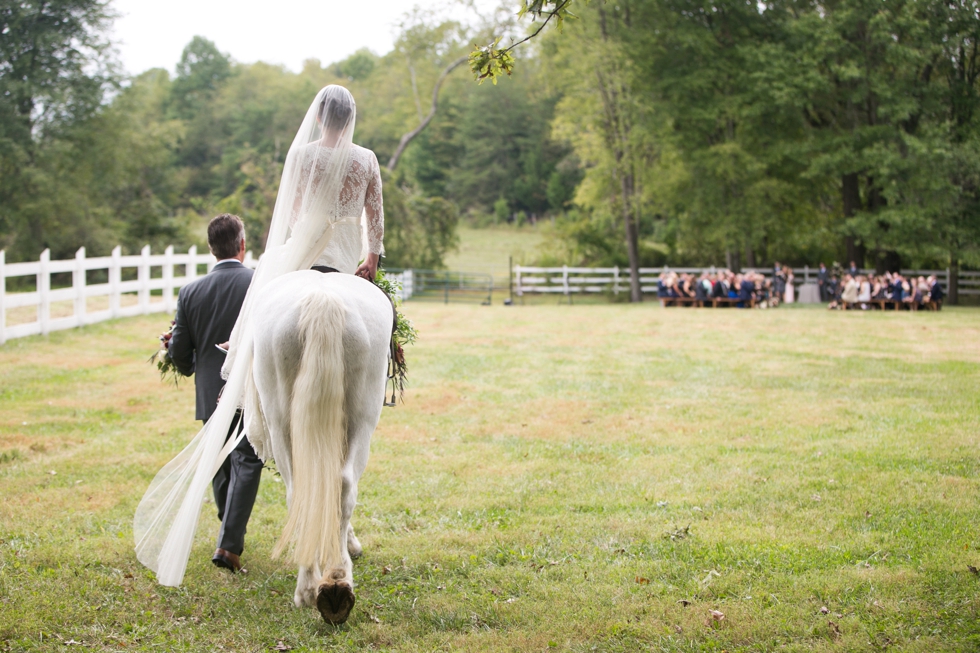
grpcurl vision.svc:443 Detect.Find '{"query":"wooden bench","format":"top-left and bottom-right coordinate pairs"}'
top-left (660, 296), bottom-right (704, 307)
top-left (710, 297), bottom-right (756, 308)
top-left (840, 299), bottom-right (943, 311)
top-left (660, 295), bottom-right (758, 308)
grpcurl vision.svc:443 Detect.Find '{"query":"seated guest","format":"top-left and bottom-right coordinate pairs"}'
top-left (827, 275), bottom-right (840, 303)
top-left (857, 275), bottom-right (871, 306)
top-left (928, 275), bottom-right (944, 307)
top-left (657, 272), bottom-right (670, 299)
top-left (714, 272), bottom-right (730, 299)
top-left (694, 272), bottom-right (710, 301)
top-left (730, 273), bottom-right (742, 299)
top-left (901, 276), bottom-right (914, 304)
top-left (667, 272), bottom-right (680, 298)
top-left (916, 276), bottom-right (931, 305)
top-left (840, 273), bottom-right (859, 307)
top-left (871, 274), bottom-right (887, 301)
top-left (738, 274), bottom-right (755, 307)
top-left (891, 274), bottom-right (904, 303)
top-left (677, 273), bottom-right (694, 298)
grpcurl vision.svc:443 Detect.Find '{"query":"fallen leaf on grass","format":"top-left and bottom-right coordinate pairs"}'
top-left (677, 599), bottom-right (691, 607)
top-left (664, 525), bottom-right (690, 541)
top-left (709, 610), bottom-right (725, 622)
top-left (828, 621), bottom-right (841, 640)
top-left (819, 606), bottom-right (829, 614)
top-left (635, 576), bottom-right (650, 584)
top-left (968, 565), bottom-right (979, 576)
top-left (368, 614), bottom-right (381, 624)
top-left (271, 641), bottom-right (292, 651)
top-left (382, 565), bottom-right (392, 575)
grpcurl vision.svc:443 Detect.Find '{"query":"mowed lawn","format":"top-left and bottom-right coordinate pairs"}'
top-left (1, 303), bottom-right (978, 652)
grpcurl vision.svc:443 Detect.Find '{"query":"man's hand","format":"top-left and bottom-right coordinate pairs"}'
top-left (355, 252), bottom-right (380, 282)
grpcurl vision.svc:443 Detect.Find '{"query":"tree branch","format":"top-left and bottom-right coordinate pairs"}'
top-left (387, 55), bottom-right (468, 171)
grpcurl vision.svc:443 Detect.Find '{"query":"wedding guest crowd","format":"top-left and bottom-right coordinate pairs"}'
top-left (826, 270), bottom-right (945, 310)
top-left (656, 268), bottom-right (792, 308)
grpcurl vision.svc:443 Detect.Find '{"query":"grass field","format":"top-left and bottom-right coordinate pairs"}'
top-left (1, 303), bottom-right (979, 652)
top-left (442, 224), bottom-right (547, 285)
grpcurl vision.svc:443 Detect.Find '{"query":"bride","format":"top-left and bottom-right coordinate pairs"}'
top-left (134, 85), bottom-right (387, 587)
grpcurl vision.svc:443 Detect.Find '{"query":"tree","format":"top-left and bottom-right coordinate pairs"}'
top-left (0, 0), bottom-right (115, 258)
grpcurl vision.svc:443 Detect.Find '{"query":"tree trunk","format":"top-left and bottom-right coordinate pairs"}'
top-left (949, 258), bottom-right (959, 305)
top-left (842, 173), bottom-right (864, 266)
top-left (744, 243), bottom-right (755, 269)
top-left (386, 56), bottom-right (467, 171)
top-left (620, 172), bottom-right (642, 302)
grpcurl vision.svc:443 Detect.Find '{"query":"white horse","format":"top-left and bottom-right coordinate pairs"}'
top-left (246, 270), bottom-right (392, 624)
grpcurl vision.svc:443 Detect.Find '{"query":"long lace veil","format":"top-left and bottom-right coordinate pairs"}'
top-left (134, 85), bottom-right (358, 587)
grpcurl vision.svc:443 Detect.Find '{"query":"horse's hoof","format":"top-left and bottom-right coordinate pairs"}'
top-left (316, 580), bottom-right (355, 624)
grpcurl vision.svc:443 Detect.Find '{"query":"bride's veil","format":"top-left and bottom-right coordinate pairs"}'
top-left (134, 85), bottom-right (357, 587)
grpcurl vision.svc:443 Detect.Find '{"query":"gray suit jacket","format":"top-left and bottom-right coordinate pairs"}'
top-left (168, 260), bottom-right (253, 421)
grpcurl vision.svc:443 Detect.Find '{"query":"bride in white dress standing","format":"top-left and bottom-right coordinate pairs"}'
top-left (135, 85), bottom-right (387, 587)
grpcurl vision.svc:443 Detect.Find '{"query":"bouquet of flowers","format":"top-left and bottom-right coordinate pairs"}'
top-left (149, 320), bottom-right (182, 386)
top-left (374, 269), bottom-right (417, 404)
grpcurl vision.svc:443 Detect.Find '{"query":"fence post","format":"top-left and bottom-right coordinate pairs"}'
top-left (614, 266), bottom-right (620, 295)
top-left (946, 266), bottom-right (951, 292)
top-left (515, 265), bottom-right (522, 297)
top-left (39, 249), bottom-right (50, 335)
top-left (139, 245), bottom-right (151, 314)
top-left (110, 245), bottom-right (121, 319)
top-left (404, 269), bottom-right (413, 299)
top-left (563, 265), bottom-right (570, 300)
top-left (74, 247), bottom-right (86, 327)
top-left (163, 245), bottom-right (174, 312)
top-left (804, 265), bottom-right (809, 284)
top-left (0, 250), bottom-right (5, 345)
top-left (187, 245), bottom-right (198, 284)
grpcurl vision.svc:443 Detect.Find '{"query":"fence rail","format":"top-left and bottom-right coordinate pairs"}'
top-left (387, 269), bottom-right (493, 305)
top-left (0, 247), bottom-right (492, 345)
top-left (0, 246), bottom-right (258, 345)
top-left (514, 265), bottom-right (976, 299)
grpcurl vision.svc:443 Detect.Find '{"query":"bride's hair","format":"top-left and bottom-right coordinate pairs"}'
top-left (317, 85), bottom-right (355, 132)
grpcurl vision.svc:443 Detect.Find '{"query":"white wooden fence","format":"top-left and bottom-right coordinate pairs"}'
top-left (0, 246), bottom-right (260, 345)
top-left (514, 265), bottom-right (978, 298)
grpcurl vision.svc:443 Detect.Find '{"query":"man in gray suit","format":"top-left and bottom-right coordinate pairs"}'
top-left (168, 213), bottom-right (260, 573)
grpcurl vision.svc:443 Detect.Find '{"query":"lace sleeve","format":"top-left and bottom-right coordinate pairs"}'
top-left (365, 152), bottom-right (384, 255)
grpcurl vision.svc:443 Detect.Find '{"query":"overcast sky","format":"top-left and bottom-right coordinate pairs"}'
top-left (109, 0), bottom-right (503, 76)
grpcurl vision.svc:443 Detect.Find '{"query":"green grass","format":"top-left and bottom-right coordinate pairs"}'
top-left (1, 304), bottom-right (979, 651)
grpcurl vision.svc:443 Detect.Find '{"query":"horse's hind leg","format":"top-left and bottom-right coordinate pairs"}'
top-left (314, 461), bottom-right (359, 624)
top-left (316, 413), bottom-right (374, 624)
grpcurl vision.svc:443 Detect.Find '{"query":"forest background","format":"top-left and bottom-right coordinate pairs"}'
top-left (2, 0), bottom-right (979, 300)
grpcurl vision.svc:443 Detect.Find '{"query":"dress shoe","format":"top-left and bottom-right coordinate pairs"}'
top-left (212, 548), bottom-right (242, 573)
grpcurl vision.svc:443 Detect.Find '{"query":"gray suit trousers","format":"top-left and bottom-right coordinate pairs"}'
top-left (211, 413), bottom-right (263, 555)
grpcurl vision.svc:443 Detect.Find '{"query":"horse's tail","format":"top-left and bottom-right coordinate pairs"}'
top-left (272, 288), bottom-right (347, 571)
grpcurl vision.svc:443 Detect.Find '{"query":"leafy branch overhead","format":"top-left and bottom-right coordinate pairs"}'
top-left (469, 0), bottom-right (576, 84)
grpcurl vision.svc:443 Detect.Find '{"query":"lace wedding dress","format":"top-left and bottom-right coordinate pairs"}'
top-left (134, 85), bottom-right (383, 586)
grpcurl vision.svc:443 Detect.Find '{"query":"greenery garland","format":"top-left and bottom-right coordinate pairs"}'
top-left (374, 268), bottom-right (417, 404)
